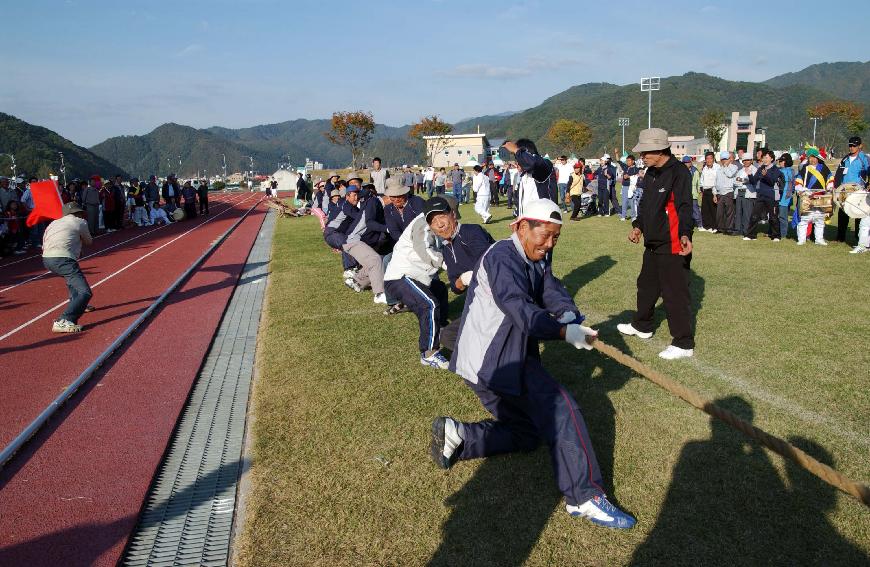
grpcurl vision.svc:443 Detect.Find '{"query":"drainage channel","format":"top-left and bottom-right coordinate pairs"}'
top-left (122, 209), bottom-right (274, 567)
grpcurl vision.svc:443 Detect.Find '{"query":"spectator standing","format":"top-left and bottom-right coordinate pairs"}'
top-left (402, 168), bottom-right (414, 194)
top-left (181, 180), bottom-right (198, 219)
top-left (129, 178), bottom-right (148, 226)
top-left (568, 161), bottom-right (586, 221)
top-left (683, 157), bottom-right (702, 228)
top-left (472, 165), bottom-right (491, 223)
top-left (734, 156), bottom-right (757, 236)
top-left (414, 169), bottom-right (424, 195)
top-left (594, 154), bottom-right (618, 216)
top-left (744, 150), bottom-right (783, 242)
top-left (4, 201), bottom-right (26, 254)
top-left (699, 152), bottom-right (719, 231)
top-left (433, 167), bottom-right (447, 196)
top-left (448, 164), bottom-right (464, 202)
top-left (714, 151), bottom-right (738, 235)
top-left (502, 139), bottom-right (558, 216)
top-left (197, 179), bottom-right (209, 215)
top-left (82, 176), bottom-right (101, 235)
top-left (833, 136), bottom-right (869, 245)
top-left (144, 175), bottom-right (160, 209)
top-left (423, 166), bottom-right (435, 197)
top-left (618, 155), bottom-right (640, 221)
top-left (369, 157), bottom-right (390, 195)
top-left (162, 174), bottom-right (181, 208)
top-left (555, 156), bottom-right (573, 212)
top-left (0, 177), bottom-right (16, 210)
top-left (485, 162), bottom-right (499, 206)
top-left (42, 202), bottom-right (94, 333)
top-left (777, 153), bottom-right (795, 239)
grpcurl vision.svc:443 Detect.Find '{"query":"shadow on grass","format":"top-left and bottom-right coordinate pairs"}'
top-left (429, 254), bottom-right (631, 567)
top-left (629, 396), bottom-right (867, 567)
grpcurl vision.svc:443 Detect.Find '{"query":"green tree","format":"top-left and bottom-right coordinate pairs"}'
top-left (409, 115), bottom-right (453, 166)
top-left (699, 110), bottom-right (727, 152)
top-left (324, 111), bottom-right (376, 170)
top-left (543, 119), bottom-right (592, 156)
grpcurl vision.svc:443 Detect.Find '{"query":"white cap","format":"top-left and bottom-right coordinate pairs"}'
top-left (601, 153), bottom-right (611, 160)
top-left (511, 198), bottom-right (564, 227)
top-left (719, 151), bottom-right (731, 159)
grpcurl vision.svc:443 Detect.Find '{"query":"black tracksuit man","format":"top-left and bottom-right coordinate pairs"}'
top-left (631, 155), bottom-right (695, 350)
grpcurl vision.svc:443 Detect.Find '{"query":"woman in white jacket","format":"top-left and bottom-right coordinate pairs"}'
top-left (472, 165), bottom-right (491, 223)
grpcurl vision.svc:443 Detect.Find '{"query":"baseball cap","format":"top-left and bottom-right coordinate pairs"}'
top-left (719, 151), bottom-right (730, 160)
top-left (681, 156), bottom-right (692, 163)
top-left (345, 184), bottom-right (361, 193)
top-left (601, 153), bottom-right (611, 160)
top-left (849, 136), bottom-right (862, 146)
top-left (741, 155), bottom-right (753, 161)
top-left (424, 196), bottom-right (452, 222)
top-left (511, 198), bottom-right (563, 227)
top-left (62, 202), bottom-right (84, 216)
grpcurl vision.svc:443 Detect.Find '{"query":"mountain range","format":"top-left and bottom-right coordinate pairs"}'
top-left (2, 61), bottom-right (868, 178)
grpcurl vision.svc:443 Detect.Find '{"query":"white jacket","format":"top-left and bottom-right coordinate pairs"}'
top-left (384, 214), bottom-right (443, 284)
top-left (473, 172), bottom-right (489, 197)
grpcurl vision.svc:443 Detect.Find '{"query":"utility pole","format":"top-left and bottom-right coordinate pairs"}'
top-left (810, 116), bottom-right (822, 146)
top-left (178, 155), bottom-right (182, 177)
top-left (618, 117), bottom-right (630, 157)
top-left (640, 77), bottom-right (660, 129)
top-left (222, 154), bottom-right (227, 180)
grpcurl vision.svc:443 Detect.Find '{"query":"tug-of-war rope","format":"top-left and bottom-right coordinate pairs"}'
top-left (592, 340), bottom-right (870, 508)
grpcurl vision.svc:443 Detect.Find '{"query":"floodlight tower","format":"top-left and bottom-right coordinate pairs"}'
top-left (810, 116), bottom-right (822, 146)
top-left (640, 77), bottom-right (660, 129)
top-left (221, 154), bottom-right (227, 180)
top-left (618, 117), bottom-right (630, 156)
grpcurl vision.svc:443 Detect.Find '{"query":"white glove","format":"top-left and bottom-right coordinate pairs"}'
top-left (556, 311), bottom-right (577, 324)
top-left (460, 271), bottom-right (473, 286)
top-left (565, 324), bottom-right (598, 350)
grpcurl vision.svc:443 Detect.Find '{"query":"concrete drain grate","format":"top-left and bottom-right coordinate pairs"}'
top-left (123, 210), bottom-right (274, 566)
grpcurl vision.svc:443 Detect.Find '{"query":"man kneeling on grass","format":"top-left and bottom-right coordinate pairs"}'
top-left (384, 197), bottom-right (451, 369)
top-left (431, 199), bottom-right (636, 529)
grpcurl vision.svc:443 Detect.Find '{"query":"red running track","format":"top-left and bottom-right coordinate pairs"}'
top-left (0, 191), bottom-right (258, 448)
top-left (0, 195), bottom-right (269, 566)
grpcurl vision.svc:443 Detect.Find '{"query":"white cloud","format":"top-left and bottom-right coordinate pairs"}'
top-left (176, 44), bottom-right (203, 57)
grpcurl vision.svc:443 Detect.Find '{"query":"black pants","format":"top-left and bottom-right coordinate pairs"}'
top-left (439, 319), bottom-right (461, 351)
top-left (570, 195), bottom-right (584, 219)
top-left (701, 189), bottom-right (716, 229)
top-left (746, 199), bottom-right (780, 240)
top-left (489, 181), bottom-right (500, 205)
top-left (198, 192), bottom-right (209, 214)
top-left (609, 186), bottom-right (620, 215)
top-left (632, 248), bottom-right (694, 350)
top-left (715, 194), bottom-right (735, 234)
top-left (384, 277), bottom-right (448, 353)
top-left (836, 207), bottom-right (860, 242)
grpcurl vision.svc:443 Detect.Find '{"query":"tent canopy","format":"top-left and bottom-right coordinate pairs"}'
top-left (270, 169), bottom-right (298, 193)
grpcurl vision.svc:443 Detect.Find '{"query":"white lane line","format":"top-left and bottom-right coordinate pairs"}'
top-left (0, 194), bottom-right (261, 343)
top-left (0, 193), bottom-right (244, 272)
top-left (0, 194), bottom-right (250, 295)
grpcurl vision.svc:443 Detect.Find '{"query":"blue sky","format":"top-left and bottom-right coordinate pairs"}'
top-left (2, 0), bottom-right (867, 146)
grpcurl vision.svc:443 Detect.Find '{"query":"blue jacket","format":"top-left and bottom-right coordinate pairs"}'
top-left (749, 165), bottom-right (784, 202)
top-left (515, 148), bottom-right (558, 203)
top-left (384, 195), bottom-right (426, 242)
top-left (449, 233), bottom-right (584, 396)
top-left (595, 163), bottom-right (617, 191)
top-left (341, 195), bottom-right (387, 247)
top-left (443, 224), bottom-right (495, 293)
top-left (778, 167), bottom-right (795, 206)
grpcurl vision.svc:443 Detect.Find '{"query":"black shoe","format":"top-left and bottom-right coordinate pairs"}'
top-left (383, 303), bottom-right (410, 316)
top-left (430, 417), bottom-right (463, 470)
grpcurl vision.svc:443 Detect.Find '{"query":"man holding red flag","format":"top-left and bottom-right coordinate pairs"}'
top-left (42, 201), bottom-right (94, 333)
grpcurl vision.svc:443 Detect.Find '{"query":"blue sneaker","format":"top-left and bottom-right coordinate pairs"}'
top-left (566, 495), bottom-right (636, 529)
top-left (420, 351), bottom-right (449, 370)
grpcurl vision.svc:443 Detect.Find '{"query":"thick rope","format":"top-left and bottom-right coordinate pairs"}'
top-left (592, 340), bottom-right (870, 508)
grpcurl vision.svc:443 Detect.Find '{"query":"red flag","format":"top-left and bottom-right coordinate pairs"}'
top-left (26, 180), bottom-right (63, 227)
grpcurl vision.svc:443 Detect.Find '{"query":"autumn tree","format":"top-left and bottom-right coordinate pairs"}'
top-left (544, 119), bottom-right (592, 155)
top-left (699, 110), bottom-right (727, 152)
top-left (324, 111), bottom-right (376, 170)
top-left (807, 101), bottom-right (868, 155)
top-left (409, 115), bottom-right (453, 166)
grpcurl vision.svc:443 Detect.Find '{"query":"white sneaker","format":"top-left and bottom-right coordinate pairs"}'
top-left (815, 240), bottom-right (828, 246)
top-left (617, 323), bottom-right (653, 339)
top-left (743, 237), bottom-right (753, 241)
top-left (658, 345), bottom-right (694, 360)
top-left (849, 245), bottom-right (869, 254)
top-left (771, 238), bottom-right (780, 242)
top-left (52, 319), bottom-right (82, 333)
top-left (344, 277), bottom-right (362, 293)
top-left (796, 241), bottom-right (805, 246)
top-left (342, 269), bottom-right (356, 279)
top-left (709, 229), bottom-right (718, 234)
top-left (373, 292), bottom-right (387, 305)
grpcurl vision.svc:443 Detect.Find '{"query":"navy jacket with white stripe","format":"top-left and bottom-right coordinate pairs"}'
top-left (449, 233), bottom-right (583, 395)
top-left (443, 224), bottom-right (495, 294)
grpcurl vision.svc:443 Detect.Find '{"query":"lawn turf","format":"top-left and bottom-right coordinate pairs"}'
top-left (236, 203), bottom-right (869, 567)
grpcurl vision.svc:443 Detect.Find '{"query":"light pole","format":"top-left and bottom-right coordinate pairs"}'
top-left (618, 117), bottom-right (630, 157)
top-left (640, 76), bottom-right (660, 129)
top-left (58, 152), bottom-right (66, 185)
top-left (221, 154), bottom-right (227, 180)
top-left (178, 155), bottom-right (182, 177)
top-left (810, 116), bottom-right (822, 146)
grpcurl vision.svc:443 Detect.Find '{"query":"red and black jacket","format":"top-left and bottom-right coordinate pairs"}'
top-left (632, 156), bottom-right (693, 254)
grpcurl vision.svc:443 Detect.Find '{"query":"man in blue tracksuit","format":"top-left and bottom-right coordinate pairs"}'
top-left (595, 155), bottom-right (618, 216)
top-left (431, 198), bottom-right (636, 529)
top-left (340, 181), bottom-right (389, 303)
top-left (424, 196), bottom-right (495, 350)
top-left (382, 177), bottom-right (427, 313)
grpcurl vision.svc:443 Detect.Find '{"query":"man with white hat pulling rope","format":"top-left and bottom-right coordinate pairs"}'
top-left (431, 198), bottom-right (636, 529)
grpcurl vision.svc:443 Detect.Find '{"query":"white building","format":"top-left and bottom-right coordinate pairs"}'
top-left (304, 158), bottom-right (324, 171)
top-left (424, 133), bottom-right (491, 168)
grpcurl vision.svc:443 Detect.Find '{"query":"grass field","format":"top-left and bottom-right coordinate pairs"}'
top-left (236, 203), bottom-right (869, 566)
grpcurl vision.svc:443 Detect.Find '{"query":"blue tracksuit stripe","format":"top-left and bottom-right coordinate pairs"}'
top-left (403, 276), bottom-right (436, 351)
